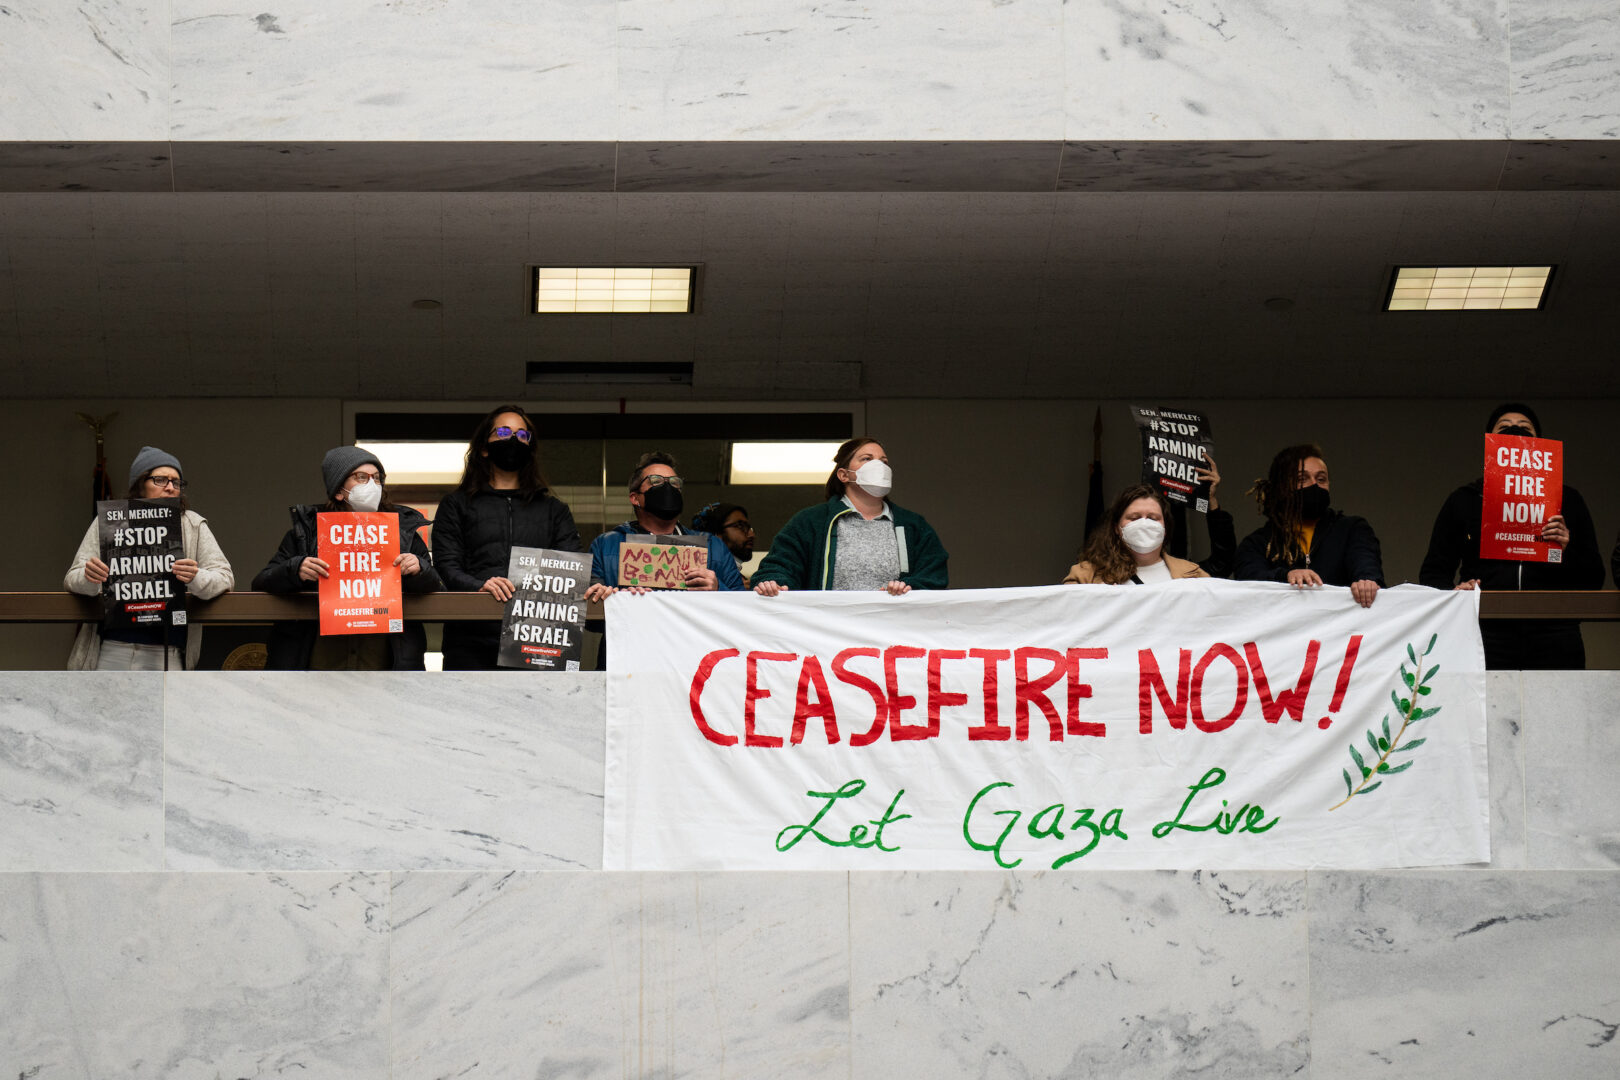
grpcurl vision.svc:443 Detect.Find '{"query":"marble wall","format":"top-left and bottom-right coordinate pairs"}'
top-left (2, 669), bottom-right (1617, 1077)
top-left (2, 1), bottom-right (1615, 142)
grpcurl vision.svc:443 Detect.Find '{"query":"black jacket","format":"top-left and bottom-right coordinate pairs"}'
top-left (251, 504), bottom-right (441, 670)
top-left (1419, 478), bottom-right (1604, 592)
top-left (1233, 509), bottom-right (1385, 587)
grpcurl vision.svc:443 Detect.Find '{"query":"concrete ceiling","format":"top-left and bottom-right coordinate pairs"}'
top-left (1, 158), bottom-right (1617, 401)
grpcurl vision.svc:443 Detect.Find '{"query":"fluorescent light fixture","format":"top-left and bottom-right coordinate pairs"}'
top-left (356, 441), bottom-right (467, 484)
top-left (532, 266), bottom-right (695, 313)
top-left (1387, 266), bottom-right (1553, 311)
top-left (730, 442), bottom-right (846, 485)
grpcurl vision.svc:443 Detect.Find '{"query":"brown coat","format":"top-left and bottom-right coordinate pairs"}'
top-left (1062, 554), bottom-right (1209, 584)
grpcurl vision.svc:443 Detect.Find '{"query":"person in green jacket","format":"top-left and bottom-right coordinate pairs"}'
top-left (753, 437), bottom-right (948, 596)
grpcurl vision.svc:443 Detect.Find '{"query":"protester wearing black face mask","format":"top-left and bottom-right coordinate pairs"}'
top-left (1233, 443), bottom-right (1384, 608)
top-left (1419, 403), bottom-right (1604, 670)
top-left (431, 404), bottom-right (582, 670)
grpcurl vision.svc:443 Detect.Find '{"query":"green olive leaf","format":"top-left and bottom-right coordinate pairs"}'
top-left (1395, 738), bottom-right (1426, 752)
top-left (1349, 744), bottom-right (1366, 770)
top-left (1360, 781), bottom-right (1382, 794)
top-left (1384, 761), bottom-right (1413, 774)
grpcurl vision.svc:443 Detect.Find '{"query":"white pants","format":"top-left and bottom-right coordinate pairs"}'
top-left (96, 639), bottom-right (183, 671)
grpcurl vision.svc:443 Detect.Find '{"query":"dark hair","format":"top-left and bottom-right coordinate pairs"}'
top-left (456, 404), bottom-right (551, 499)
top-left (1247, 443), bottom-right (1326, 567)
top-left (693, 501), bottom-right (747, 534)
top-left (1486, 402), bottom-right (1542, 436)
top-left (128, 468), bottom-right (190, 513)
top-left (628, 450), bottom-right (679, 493)
top-left (824, 437), bottom-right (884, 499)
top-left (1077, 484), bottom-right (1173, 584)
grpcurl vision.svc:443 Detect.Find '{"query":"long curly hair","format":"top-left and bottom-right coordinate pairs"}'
top-left (1078, 484), bottom-right (1174, 584)
top-left (1247, 443), bottom-right (1324, 567)
top-left (456, 404), bottom-right (551, 499)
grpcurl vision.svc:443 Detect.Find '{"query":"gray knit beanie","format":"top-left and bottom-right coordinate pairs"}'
top-left (129, 446), bottom-right (182, 487)
top-left (321, 446), bottom-right (384, 497)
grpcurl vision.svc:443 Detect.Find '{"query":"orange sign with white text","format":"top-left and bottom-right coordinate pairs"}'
top-left (317, 511), bottom-right (404, 635)
top-left (1480, 434), bottom-right (1563, 563)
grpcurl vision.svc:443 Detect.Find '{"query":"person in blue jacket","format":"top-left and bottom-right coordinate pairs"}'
top-left (583, 451), bottom-right (746, 600)
top-left (753, 437), bottom-right (948, 596)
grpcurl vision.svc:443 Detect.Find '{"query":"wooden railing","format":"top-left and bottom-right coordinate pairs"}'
top-left (2, 590), bottom-right (1618, 622)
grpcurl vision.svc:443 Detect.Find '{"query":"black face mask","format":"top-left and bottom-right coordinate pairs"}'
top-left (640, 483), bottom-right (684, 521)
top-left (486, 436), bottom-right (533, 472)
top-left (1298, 484), bottom-right (1331, 520)
top-left (1497, 425), bottom-right (1536, 439)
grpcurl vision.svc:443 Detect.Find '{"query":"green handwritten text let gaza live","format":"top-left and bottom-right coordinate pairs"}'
top-left (775, 767), bottom-right (1278, 868)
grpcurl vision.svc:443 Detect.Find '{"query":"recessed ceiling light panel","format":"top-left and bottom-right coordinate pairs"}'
top-left (1387, 266), bottom-right (1553, 311)
top-left (532, 266), bottom-right (695, 313)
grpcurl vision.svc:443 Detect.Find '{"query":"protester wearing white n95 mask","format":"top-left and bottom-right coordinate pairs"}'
top-left (1063, 484), bottom-right (1209, 585)
top-left (754, 437), bottom-right (948, 596)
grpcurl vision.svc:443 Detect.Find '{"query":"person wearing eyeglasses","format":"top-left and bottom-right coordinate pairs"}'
top-left (692, 501), bottom-right (756, 586)
top-left (252, 447), bottom-right (441, 669)
top-left (753, 437), bottom-right (948, 596)
top-left (65, 446), bottom-right (235, 670)
top-left (583, 452), bottom-right (746, 602)
top-left (431, 404), bottom-right (583, 670)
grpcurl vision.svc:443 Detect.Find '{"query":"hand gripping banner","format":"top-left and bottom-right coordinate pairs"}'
top-left (604, 582), bottom-right (1487, 871)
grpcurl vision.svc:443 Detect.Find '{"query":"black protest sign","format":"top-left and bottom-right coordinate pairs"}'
top-left (497, 546), bottom-right (589, 670)
top-left (1130, 406), bottom-right (1216, 512)
top-left (97, 499), bottom-right (186, 628)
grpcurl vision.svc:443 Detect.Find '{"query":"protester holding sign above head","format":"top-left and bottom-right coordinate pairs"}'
top-left (753, 437), bottom-right (948, 596)
top-left (1234, 444), bottom-right (1383, 608)
top-left (65, 446), bottom-right (235, 670)
top-left (1063, 485), bottom-right (1208, 585)
top-left (1419, 404), bottom-right (1603, 669)
top-left (432, 405), bottom-right (582, 670)
top-left (693, 501), bottom-right (756, 586)
top-left (252, 446), bottom-right (440, 670)
top-left (584, 452), bottom-right (745, 602)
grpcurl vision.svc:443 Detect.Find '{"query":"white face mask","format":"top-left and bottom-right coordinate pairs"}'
top-left (1120, 517), bottom-right (1165, 555)
top-left (345, 479), bottom-right (383, 512)
top-left (851, 459), bottom-right (893, 499)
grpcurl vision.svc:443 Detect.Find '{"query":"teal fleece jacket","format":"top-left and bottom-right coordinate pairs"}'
top-left (753, 497), bottom-right (948, 590)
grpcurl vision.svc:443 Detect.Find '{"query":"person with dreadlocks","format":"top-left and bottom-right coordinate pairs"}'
top-left (1233, 444), bottom-right (1384, 608)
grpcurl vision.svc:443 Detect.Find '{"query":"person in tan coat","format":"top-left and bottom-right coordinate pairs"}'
top-left (1063, 484), bottom-right (1208, 585)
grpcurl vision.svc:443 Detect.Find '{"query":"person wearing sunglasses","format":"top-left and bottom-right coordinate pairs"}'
top-left (432, 404), bottom-right (582, 670)
top-left (692, 501), bottom-right (756, 586)
top-left (65, 446), bottom-right (235, 670)
top-left (252, 447), bottom-right (441, 669)
top-left (584, 452), bottom-right (746, 602)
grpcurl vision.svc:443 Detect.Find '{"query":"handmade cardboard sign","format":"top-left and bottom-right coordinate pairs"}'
top-left (1480, 434), bottom-right (1563, 563)
top-left (316, 511), bottom-right (403, 636)
top-left (618, 534), bottom-right (708, 589)
top-left (498, 546), bottom-right (589, 670)
top-left (1131, 406), bottom-right (1215, 511)
top-left (97, 498), bottom-right (186, 628)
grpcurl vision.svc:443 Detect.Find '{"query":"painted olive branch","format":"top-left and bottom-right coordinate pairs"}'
top-left (1329, 635), bottom-right (1441, 811)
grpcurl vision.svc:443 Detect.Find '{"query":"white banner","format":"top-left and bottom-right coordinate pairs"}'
top-left (604, 582), bottom-right (1487, 871)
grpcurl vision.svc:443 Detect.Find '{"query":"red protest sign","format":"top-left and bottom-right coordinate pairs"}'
top-left (1480, 434), bottom-right (1563, 563)
top-left (317, 511), bottom-right (404, 635)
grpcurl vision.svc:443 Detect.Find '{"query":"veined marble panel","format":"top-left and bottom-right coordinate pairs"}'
top-left (1487, 670), bottom-right (1527, 868)
top-left (1524, 669), bottom-right (1620, 868)
top-left (0, 2), bottom-right (169, 140)
top-left (0, 671), bottom-right (163, 871)
top-left (164, 672), bottom-right (605, 870)
top-left (390, 871), bottom-right (852, 1079)
top-left (169, 0), bottom-right (617, 140)
top-left (1509, 1), bottom-right (1620, 139)
top-left (0, 871), bottom-right (389, 1079)
top-left (616, 0), bottom-right (1066, 141)
top-left (850, 871), bottom-right (1310, 1078)
top-left (1309, 870), bottom-right (1620, 1078)
top-left (1065, 0), bottom-right (1511, 140)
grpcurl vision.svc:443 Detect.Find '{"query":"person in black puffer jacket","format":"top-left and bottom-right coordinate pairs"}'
top-left (432, 404), bottom-right (582, 670)
top-left (1419, 403), bottom-right (1604, 670)
top-left (252, 446), bottom-right (441, 669)
top-left (1234, 443), bottom-right (1384, 608)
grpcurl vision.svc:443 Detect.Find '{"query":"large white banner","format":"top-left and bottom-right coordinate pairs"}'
top-left (604, 582), bottom-right (1487, 870)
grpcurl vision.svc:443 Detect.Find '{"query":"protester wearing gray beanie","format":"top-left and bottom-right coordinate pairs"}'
top-left (128, 446), bottom-right (182, 488)
top-left (321, 446), bottom-right (385, 497)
